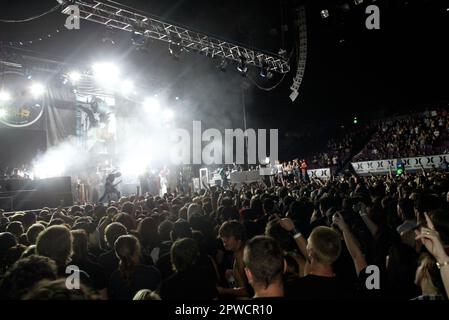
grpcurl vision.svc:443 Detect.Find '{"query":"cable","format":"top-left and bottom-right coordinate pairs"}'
top-left (0, 4), bottom-right (62, 23)
top-left (247, 73), bottom-right (287, 91)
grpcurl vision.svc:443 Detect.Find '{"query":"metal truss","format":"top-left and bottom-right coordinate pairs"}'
top-left (62, 0), bottom-right (290, 74)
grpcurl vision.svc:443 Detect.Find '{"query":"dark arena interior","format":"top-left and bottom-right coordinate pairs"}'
top-left (0, 0), bottom-right (449, 310)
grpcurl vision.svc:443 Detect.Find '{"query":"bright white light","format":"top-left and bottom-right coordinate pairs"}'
top-left (265, 157), bottom-right (270, 164)
top-left (163, 109), bottom-right (175, 121)
top-left (0, 109), bottom-right (6, 118)
top-left (121, 79), bottom-right (135, 95)
top-left (108, 113), bottom-right (117, 135)
top-left (0, 91), bottom-right (11, 101)
top-left (92, 62), bottom-right (120, 85)
top-left (68, 71), bottom-right (82, 83)
top-left (34, 160), bottom-right (65, 179)
top-left (30, 83), bottom-right (46, 98)
top-left (143, 97), bottom-right (160, 113)
top-left (120, 157), bottom-right (149, 177)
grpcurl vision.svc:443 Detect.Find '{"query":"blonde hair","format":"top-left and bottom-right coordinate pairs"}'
top-left (133, 289), bottom-right (161, 300)
top-left (308, 227), bottom-right (341, 265)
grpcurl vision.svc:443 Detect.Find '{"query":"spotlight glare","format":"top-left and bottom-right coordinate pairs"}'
top-left (0, 91), bottom-right (11, 101)
top-left (143, 97), bottom-right (160, 113)
top-left (92, 62), bottom-right (120, 85)
top-left (30, 83), bottom-right (46, 98)
top-left (68, 71), bottom-right (82, 83)
top-left (0, 109), bottom-right (6, 118)
top-left (163, 109), bottom-right (175, 121)
top-left (120, 157), bottom-right (149, 177)
top-left (34, 160), bottom-right (65, 179)
top-left (121, 79), bottom-right (135, 95)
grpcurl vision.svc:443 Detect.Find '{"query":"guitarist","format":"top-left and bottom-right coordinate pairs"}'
top-left (99, 172), bottom-right (122, 203)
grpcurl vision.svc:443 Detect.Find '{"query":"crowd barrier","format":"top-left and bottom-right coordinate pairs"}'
top-left (351, 154), bottom-right (449, 175)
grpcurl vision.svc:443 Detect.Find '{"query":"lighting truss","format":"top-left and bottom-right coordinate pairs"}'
top-left (62, 0), bottom-right (290, 74)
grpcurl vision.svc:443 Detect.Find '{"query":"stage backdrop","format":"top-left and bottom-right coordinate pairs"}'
top-left (44, 86), bottom-right (77, 147)
top-left (0, 83), bottom-right (76, 167)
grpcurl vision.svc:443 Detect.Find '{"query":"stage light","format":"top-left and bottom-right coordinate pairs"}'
top-left (237, 56), bottom-right (248, 75)
top-left (265, 157), bottom-right (270, 164)
top-left (30, 83), bottom-right (46, 98)
top-left (68, 71), bottom-right (82, 83)
top-left (169, 43), bottom-right (181, 59)
top-left (143, 97), bottom-right (160, 113)
top-left (320, 9), bottom-right (330, 18)
top-left (163, 109), bottom-right (175, 121)
top-left (217, 59), bottom-right (228, 72)
top-left (131, 31), bottom-right (146, 46)
top-left (0, 91), bottom-right (11, 101)
top-left (92, 62), bottom-right (120, 85)
top-left (341, 3), bottom-right (351, 12)
top-left (175, 96), bottom-right (180, 101)
top-left (353, 117), bottom-right (358, 124)
top-left (260, 61), bottom-right (273, 79)
top-left (121, 79), bottom-right (135, 95)
top-left (0, 109), bottom-right (6, 118)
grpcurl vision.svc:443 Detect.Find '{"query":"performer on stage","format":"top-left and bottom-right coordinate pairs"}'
top-left (159, 166), bottom-right (169, 196)
top-left (99, 172), bottom-right (122, 203)
top-left (218, 166), bottom-right (229, 189)
top-left (139, 169), bottom-right (150, 196)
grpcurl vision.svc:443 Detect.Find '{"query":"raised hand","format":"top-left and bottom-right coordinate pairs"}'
top-left (279, 216), bottom-right (295, 232)
top-left (332, 212), bottom-right (348, 231)
top-left (415, 226), bottom-right (447, 261)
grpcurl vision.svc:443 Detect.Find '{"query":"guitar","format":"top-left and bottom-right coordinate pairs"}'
top-left (104, 179), bottom-right (122, 193)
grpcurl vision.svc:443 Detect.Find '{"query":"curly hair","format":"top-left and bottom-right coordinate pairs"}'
top-left (0, 255), bottom-right (57, 300)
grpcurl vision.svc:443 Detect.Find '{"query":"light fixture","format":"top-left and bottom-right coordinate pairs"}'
top-left (169, 43), bottom-right (181, 59)
top-left (131, 27), bottom-right (146, 46)
top-left (217, 59), bottom-right (228, 72)
top-left (259, 61), bottom-right (273, 79)
top-left (320, 9), bottom-right (330, 18)
top-left (237, 56), bottom-right (248, 75)
top-left (341, 3), bottom-right (351, 12)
